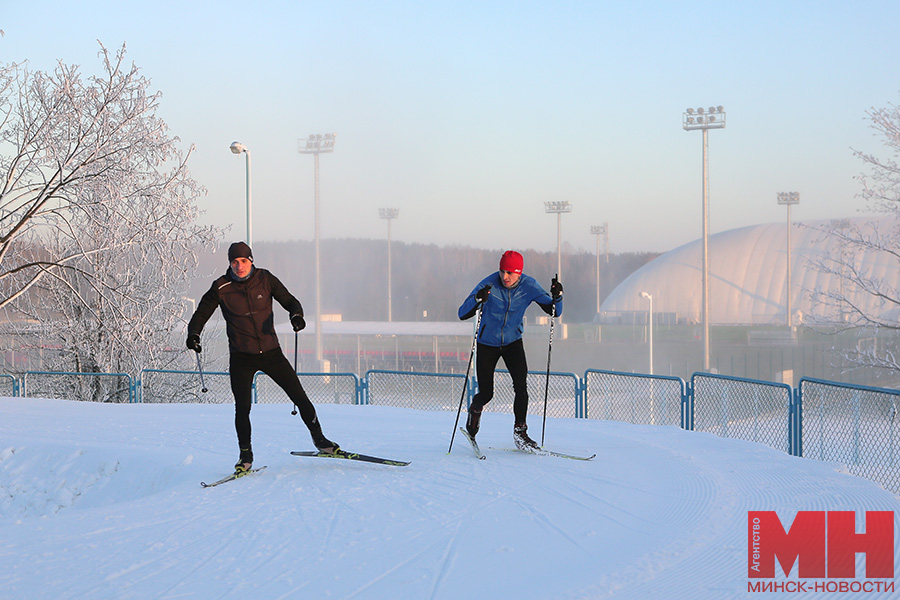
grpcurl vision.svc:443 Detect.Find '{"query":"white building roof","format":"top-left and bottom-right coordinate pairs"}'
top-left (600, 217), bottom-right (899, 325)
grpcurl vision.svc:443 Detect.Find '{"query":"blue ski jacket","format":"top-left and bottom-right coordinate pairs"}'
top-left (458, 272), bottom-right (562, 348)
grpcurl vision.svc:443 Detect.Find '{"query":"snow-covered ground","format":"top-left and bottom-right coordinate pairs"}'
top-left (1, 397), bottom-right (899, 599)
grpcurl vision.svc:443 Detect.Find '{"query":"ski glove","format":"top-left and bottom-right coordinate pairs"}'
top-left (291, 314), bottom-right (306, 332)
top-left (475, 285), bottom-right (492, 305)
top-left (186, 334), bottom-right (202, 353)
top-left (550, 277), bottom-right (563, 300)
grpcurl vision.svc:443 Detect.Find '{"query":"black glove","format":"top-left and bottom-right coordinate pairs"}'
top-left (186, 333), bottom-right (202, 353)
top-left (475, 285), bottom-right (491, 305)
top-left (550, 277), bottom-right (563, 300)
top-left (291, 314), bottom-right (306, 332)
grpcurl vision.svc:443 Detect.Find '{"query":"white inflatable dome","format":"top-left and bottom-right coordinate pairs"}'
top-left (600, 217), bottom-right (899, 325)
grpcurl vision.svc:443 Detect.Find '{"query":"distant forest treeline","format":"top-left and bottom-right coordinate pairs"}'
top-left (190, 240), bottom-right (658, 324)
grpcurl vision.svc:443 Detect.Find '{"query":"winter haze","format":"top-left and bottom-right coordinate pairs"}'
top-left (3, 1), bottom-right (900, 254)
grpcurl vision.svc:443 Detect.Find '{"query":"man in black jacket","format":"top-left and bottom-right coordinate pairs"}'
top-left (187, 241), bottom-right (338, 473)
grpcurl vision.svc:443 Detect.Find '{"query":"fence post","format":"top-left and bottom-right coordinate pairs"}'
top-left (575, 377), bottom-right (587, 419)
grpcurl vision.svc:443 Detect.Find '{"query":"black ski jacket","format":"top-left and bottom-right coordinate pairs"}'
top-left (188, 267), bottom-right (303, 355)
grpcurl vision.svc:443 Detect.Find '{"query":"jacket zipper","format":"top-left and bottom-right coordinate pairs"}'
top-left (500, 285), bottom-right (511, 346)
top-left (242, 284), bottom-right (264, 353)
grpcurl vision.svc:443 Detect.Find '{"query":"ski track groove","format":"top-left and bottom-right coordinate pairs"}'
top-left (339, 455), bottom-right (552, 599)
top-left (542, 471), bottom-right (660, 533)
top-left (426, 519), bottom-right (464, 600)
top-left (512, 496), bottom-right (589, 554)
top-left (568, 432), bottom-right (763, 598)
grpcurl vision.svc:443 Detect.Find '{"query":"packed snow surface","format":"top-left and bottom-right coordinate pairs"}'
top-left (1, 397), bottom-right (899, 599)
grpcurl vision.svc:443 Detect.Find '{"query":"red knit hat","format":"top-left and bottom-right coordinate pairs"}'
top-left (499, 250), bottom-right (523, 274)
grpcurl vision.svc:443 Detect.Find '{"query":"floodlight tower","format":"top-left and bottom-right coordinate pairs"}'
top-left (777, 192), bottom-right (800, 327)
top-left (298, 133), bottom-right (336, 369)
top-left (544, 201), bottom-right (572, 280)
top-left (590, 223), bottom-right (608, 319)
top-left (640, 292), bottom-right (653, 375)
top-left (682, 105), bottom-right (726, 371)
top-left (379, 208), bottom-right (400, 322)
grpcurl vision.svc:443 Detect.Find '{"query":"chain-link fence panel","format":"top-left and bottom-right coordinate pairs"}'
top-left (583, 370), bottom-right (685, 427)
top-left (23, 371), bottom-right (133, 403)
top-left (365, 370), bottom-right (466, 411)
top-left (692, 373), bottom-right (793, 454)
top-left (0, 374), bottom-right (18, 397)
top-left (140, 369), bottom-right (233, 404)
top-left (254, 372), bottom-right (360, 405)
top-left (481, 370), bottom-right (579, 418)
top-left (799, 378), bottom-right (900, 494)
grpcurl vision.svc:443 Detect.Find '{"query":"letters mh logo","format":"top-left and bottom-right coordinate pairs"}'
top-left (748, 511), bottom-right (894, 579)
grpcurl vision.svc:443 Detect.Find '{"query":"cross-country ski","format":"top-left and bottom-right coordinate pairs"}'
top-left (200, 465), bottom-right (267, 488)
top-left (290, 449), bottom-right (410, 466)
top-left (458, 427), bottom-right (486, 460)
top-left (489, 446), bottom-right (596, 461)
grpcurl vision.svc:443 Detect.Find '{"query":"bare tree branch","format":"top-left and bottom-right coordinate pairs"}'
top-left (0, 42), bottom-right (222, 381)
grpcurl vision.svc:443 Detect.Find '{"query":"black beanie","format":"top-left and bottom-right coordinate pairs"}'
top-left (228, 242), bottom-right (253, 262)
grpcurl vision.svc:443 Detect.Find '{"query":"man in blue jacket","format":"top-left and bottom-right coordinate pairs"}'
top-left (458, 250), bottom-right (563, 450)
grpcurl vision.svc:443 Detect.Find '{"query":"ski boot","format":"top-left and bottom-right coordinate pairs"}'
top-left (234, 446), bottom-right (253, 473)
top-left (513, 423), bottom-right (540, 452)
top-left (466, 405), bottom-right (482, 438)
top-left (310, 424), bottom-right (340, 454)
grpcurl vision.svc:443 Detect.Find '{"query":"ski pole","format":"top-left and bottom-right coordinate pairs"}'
top-left (291, 331), bottom-right (299, 416)
top-left (448, 302), bottom-right (484, 453)
top-left (195, 351), bottom-right (208, 394)
top-left (541, 276), bottom-right (558, 446)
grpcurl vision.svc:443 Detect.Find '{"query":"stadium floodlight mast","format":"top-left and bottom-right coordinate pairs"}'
top-left (544, 201), bottom-right (572, 280)
top-left (777, 192), bottom-right (800, 327)
top-left (590, 223), bottom-right (608, 320)
top-left (379, 208), bottom-right (400, 322)
top-left (640, 292), bottom-right (654, 375)
top-left (229, 142), bottom-right (252, 247)
top-left (682, 105), bottom-right (726, 372)
top-left (298, 133), bottom-right (336, 369)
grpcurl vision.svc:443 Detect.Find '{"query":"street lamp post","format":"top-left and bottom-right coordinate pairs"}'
top-left (683, 105), bottom-right (726, 372)
top-left (298, 133), bottom-right (336, 370)
top-left (544, 201), bottom-right (572, 280)
top-left (379, 208), bottom-right (400, 322)
top-left (229, 142), bottom-right (252, 246)
top-left (777, 192), bottom-right (800, 327)
top-left (640, 292), bottom-right (653, 375)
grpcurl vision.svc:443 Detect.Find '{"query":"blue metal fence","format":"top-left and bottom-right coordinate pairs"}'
top-left (0, 374), bottom-right (18, 397)
top-left (798, 377), bottom-right (900, 493)
top-left (583, 369), bottom-right (686, 427)
top-left (3, 367), bottom-right (898, 492)
top-left (691, 372), bottom-right (796, 456)
top-left (22, 371), bottom-right (135, 403)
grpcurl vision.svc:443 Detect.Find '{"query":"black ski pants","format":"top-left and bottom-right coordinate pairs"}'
top-left (471, 339), bottom-right (530, 425)
top-left (229, 349), bottom-right (319, 449)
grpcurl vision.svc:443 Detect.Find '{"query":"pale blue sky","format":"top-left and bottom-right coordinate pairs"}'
top-left (3, 1), bottom-right (899, 254)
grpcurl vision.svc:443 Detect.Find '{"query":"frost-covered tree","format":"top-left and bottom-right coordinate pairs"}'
top-left (0, 43), bottom-right (220, 381)
top-left (803, 96), bottom-right (900, 376)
